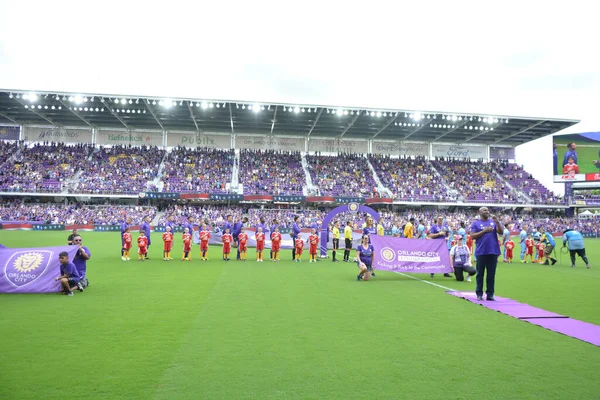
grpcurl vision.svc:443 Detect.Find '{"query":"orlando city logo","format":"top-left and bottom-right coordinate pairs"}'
top-left (348, 203), bottom-right (359, 212)
top-left (4, 251), bottom-right (52, 288)
top-left (380, 247), bottom-right (396, 262)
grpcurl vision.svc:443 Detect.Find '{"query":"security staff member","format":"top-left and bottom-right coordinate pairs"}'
top-left (562, 229), bottom-right (591, 269)
top-left (331, 221), bottom-right (340, 262)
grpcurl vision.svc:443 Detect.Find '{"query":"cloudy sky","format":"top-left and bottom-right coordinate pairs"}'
top-left (1, 0), bottom-right (598, 192)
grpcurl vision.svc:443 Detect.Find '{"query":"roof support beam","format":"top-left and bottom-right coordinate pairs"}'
top-left (307, 108), bottom-right (323, 138)
top-left (228, 103), bottom-right (234, 134)
top-left (432, 120), bottom-right (468, 142)
top-left (270, 106), bottom-right (278, 135)
top-left (339, 112), bottom-right (361, 138)
top-left (371, 113), bottom-right (401, 139)
top-left (58, 100), bottom-right (94, 128)
top-left (14, 98), bottom-right (59, 126)
top-left (186, 101), bottom-right (199, 132)
top-left (101, 99), bottom-right (129, 129)
top-left (0, 112), bottom-right (20, 124)
top-left (489, 121), bottom-right (546, 145)
top-left (143, 100), bottom-right (164, 131)
top-left (403, 118), bottom-right (435, 140)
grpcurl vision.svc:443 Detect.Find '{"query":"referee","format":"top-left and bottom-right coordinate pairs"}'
top-left (343, 221), bottom-right (353, 262)
top-left (331, 221), bottom-right (340, 262)
top-left (562, 229), bottom-right (591, 269)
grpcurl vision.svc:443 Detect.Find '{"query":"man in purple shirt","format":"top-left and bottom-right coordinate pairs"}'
top-left (56, 251), bottom-right (84, 296)
top-left (71, 235), bottom-right (91, 288)
top-left (469, 207), bottom-right (504, 301)
top-left (428, 216), bottom-right (451, 278)
top-left (120, 217), bottom-right (132, 257)
top-left (141, 216), bottom-right (152, 258)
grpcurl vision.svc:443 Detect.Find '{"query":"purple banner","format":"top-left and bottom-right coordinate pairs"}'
top-left (0, 245), bottom-right (79, 293)
top-left (0, 126), bottom-right (20, 141)
top-left (370, 236), bottom-right (452, 274)
top-left (489, 146), bottom-right (515, 160)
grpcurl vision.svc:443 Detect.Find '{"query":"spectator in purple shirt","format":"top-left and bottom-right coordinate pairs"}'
top-left (56, 251), bottom-right (84, 296)
top-left (469, 207), bottom-right (504, 301)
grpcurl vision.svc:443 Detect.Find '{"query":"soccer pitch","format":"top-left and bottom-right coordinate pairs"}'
top-left (1, 231), bottom-right (599, 399)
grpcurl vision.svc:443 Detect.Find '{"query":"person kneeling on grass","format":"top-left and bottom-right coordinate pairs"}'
top-left (449, 235), bottom-right (476, 282)
top-left (354, 258), bottom-right (370, 281)
top-left (56, 251), bottom-right (84, 296)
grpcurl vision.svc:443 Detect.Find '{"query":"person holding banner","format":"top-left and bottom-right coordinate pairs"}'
top-left (56, 251), bottom-right (84, 296)
top-left (469, 207), bottom-right (504, 301)
top-left (356, 234), bottom-right (375, 280)
top-left (428, 216), bottom-right (452, 278)
top-left (72, 235), bottom-right (91, 288)
top-left (449, 235), bottom-right (475, 282)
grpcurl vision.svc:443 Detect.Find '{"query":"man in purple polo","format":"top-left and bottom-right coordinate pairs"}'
top-left (72, 235), bottom-right (91, 288)
top-left (469, 207), bottom-right (504, 301)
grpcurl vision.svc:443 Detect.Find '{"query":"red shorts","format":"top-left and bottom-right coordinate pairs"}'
top-left (239, 243), bottom-right (247, 251)
top-left (138, 247), bottom-right (147, 254)
top-left (164, 242), bottom-right (172, 251)
top-left (310, 245), bottom-right (317, 254)
top-left (295, 248), bottom-right (303, 255)
top-left (526, 247), bottom-right (533, 255)
top-left (124, 244), bottom-right (132, 250)
top-left (183, 245), bottom-right (191, 252)
top-left (256, 242), bottom-right (264, 251)
top-left (223, 244), bottom-right (231, 253)
top-left (201, 241), bottom-right (209, 251)
top-left (506, 250), bottom-right (513, 258)
top-left (272, 244), bottom-right (280, 252)
top-left (538, 250), bottom-right (544, 258)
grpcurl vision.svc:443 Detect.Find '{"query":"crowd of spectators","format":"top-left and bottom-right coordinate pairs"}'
top-left (306, 153), bottom-right (378, 197)
top-left (499, 163), bottom-right (563, 204)
top-left (368, 155), bottom-right (449, 201)
top-left (0, 142), bottom-right (94, 193)
top-left (161, 147), bottom-right (234, 193)
top-left (75, 145), bottom-right (165, 195)
top-left (239, 149), bottom-right (304, 195)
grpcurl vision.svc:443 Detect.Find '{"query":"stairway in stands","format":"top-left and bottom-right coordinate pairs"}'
top-left (300, 153), bottom-right (317, 196)
top-left (230, 149), bottom-right (241, 193)
top-left (152, 211), bottom-right (165, 226)
top-left (365, 157), bottom-right (393, 198)
top-left (148, 151), bottom-right (169, 192)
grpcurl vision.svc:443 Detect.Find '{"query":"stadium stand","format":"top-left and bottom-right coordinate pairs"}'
top-left (238, 149), bottom-right (305, 195)
top-left (306, 153), bottom-right (378, 197)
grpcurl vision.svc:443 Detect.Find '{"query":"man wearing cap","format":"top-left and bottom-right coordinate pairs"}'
top-left (562, 229), bottom-right (591, 269)
top-left (539, 227), bottom-right (558, 265)
top-left (449, 234), bottom-right (475, 282)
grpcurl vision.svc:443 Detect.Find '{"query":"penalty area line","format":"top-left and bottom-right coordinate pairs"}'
top-left (391, 271), bottom-right (458, 292)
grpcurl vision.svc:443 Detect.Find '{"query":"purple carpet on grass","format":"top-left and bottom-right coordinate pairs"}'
top-left (447, 291), bottom-right (600, 346)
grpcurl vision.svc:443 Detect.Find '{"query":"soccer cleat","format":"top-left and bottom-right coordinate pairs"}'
top-left (67, 291), bottom-right (74, 296)
top-left (551, 259), bottom-right (557, 265)
top-left (476, 295), bottom-right (484, 301)
top-left (77, 282), bottom-right (84, 292)
top-left (571, 265), bottom-right (576, 268)
top-left (356, 274), bottom-right (362, 281)
top-left (443, 273), bottom-right (451, 277)
top-left (121, 257), bottom-right (126, 261)
top-left (587, 264), bottom-right (591, 269)
top-left (371, 272), bottom-right (376, 277)
top-left (486, 296), bottom-right (496, 301)
top-left (430, 273), bottom-right (434, 278)
top-left (466, 276), bottom-right (472, 282)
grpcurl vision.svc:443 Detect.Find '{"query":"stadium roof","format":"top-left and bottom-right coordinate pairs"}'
top-left (0, 89), bottom-right (579, 146)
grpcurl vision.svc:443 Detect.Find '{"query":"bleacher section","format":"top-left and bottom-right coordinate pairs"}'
top-left (239, 150), bottom-right (305, 195)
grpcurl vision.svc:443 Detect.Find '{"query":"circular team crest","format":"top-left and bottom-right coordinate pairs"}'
top-left (0, 128), bottom-right (7, 136)
top-left (13, 252), bottom-right (44, 273)
top-left (348, 203), bottom-right (359, 212)
top-left (380, 247), bottom-right (395, 262)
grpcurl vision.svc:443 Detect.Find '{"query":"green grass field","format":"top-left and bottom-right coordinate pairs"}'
top-left (1, 231), bottom-right (599, 399)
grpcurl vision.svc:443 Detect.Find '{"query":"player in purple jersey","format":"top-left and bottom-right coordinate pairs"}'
top-left (428, 216), bottom-right (452, 278)
top-left (355, 235), bottom-right (375, 281)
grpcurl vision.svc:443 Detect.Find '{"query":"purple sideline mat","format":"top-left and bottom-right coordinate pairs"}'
top-left (447, 291), bottom-right (600, 346)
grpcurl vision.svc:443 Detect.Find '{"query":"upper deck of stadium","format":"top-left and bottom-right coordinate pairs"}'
top-left (0, 90), bottom-right (579, 146)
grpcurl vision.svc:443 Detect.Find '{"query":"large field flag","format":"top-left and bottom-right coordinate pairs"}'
top-left (370, 236), bottom-right (453, 274)
top-left (0, 245), bottom-right (79, 293)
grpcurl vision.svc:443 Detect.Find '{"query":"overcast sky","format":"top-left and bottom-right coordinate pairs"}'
top-left (1, 0), bottom-right (598, 193)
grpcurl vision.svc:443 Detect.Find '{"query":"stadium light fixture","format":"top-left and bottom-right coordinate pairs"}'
top-left (332, 110), bottom-right (337, 115)
top-left (24, 105), bottom-right (28, 108)
top-left (344, 110), bottom-right (349, 115)
top-left (301, 108), bottom-right (305, 113)
top-left (326, 109), bottom-right (330, 114)
top-left (283, 106), bottom-right (287, 112)
top-left (369, 111), bottom-right (374, 117)
top-left (83, 97), bottom-right (88, 102)
top-left (84, 107), bottom-right (88, 111)
top-left (294, 107), bottom-right (300, 113)
top-left (253, 104), bottom-right (261, 113)
top-left (8, 93), bottom-right (13, 98)
top-left (161, 99), bottom-right (173, 108)
top-left (376, 111), bottom-right (382, 118)
top-left (135, 99), bottom-right (139, 104)
top-left (242, 104), bottom-right (246, 109)
top-left (95, 108), bottom-right (99, 112)
top-left (121, 98), bottom-right (127, 104)
top-left (26, 93), bottom-right (38, 102)
top-left (209, 103), bottom-right (214, 108)
top-left (51, 105), bottom-right (55, 110)
top-left (201, 102), bottom-right (208, 109)
top-left (413, 112), bottom-right (423, 120)
top-left (152, 100), bottom-right (157, 105)
top-left (505, 119), bottom-right (509, 123)
top-left (261, 105), bottom-right (265, 111)
top-left (58, 106), bottom-right (62, 110)
top-left (337, 109), bottom-right (343, 116)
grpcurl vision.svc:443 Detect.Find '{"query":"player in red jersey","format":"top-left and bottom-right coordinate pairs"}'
top-left (222, 227), bottom-right (233, 261)
top-left (294, 235), bottom-right (304, 262)
top-left (122, 227), bottom-right (132, 261)
top-left (199, 224), bottom-right (211, 261)
top-left (505, 238), bottom-right (515, 263)
top-left (137, 230), bottom-right (148, 261)
top-left (270, 227), bottom-right (282, 262)
top-left (537, 242), bottom-right (545, 264)
top-left (255, 227), bottom-right (265, 262)
top-left (181, 227), bottom-right (192, 261)
top-left (308, 228), bottom-right (319, 262)
top-left (162, 226), bottom-right (174, 261)
top-left (525, 234), bottom-right (534, 263)
top-left (238, 227), bottom-right (249, 261)
top-left (466, 234), bottom-right (474, 262)
top-left (563, 157), bottom-right (580, 176)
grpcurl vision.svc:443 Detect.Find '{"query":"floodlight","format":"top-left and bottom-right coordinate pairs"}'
top-left (201, 102), bottom-right (208, 109)
top-left (294, 107), bottom-right (300, 113)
